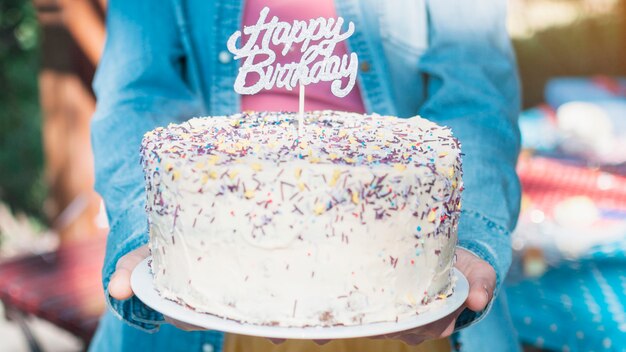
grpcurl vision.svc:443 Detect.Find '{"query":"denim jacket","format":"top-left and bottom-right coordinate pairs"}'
top-left (89, 0), bottom-right (521, 351)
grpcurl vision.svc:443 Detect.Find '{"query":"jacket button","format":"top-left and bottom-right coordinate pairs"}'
top-left (218, 51), bottom-right (232, 64)
top-left (360, 61), bottom-right (370, 72)
top-left (202, 343), bottom-right (214, 352)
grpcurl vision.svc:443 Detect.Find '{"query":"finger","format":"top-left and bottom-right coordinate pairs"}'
top-left (116, 245), bottom-right (150, 272)
top-left (439, 319), bottom-right (456, 338)
top-left (108, 268), bottom-right (134, 300)
top-left (268, 338), bottom-right (286, 345)
top-left (398, 333), bottom-right (425, 346)
top-left (466, 278), bottom-right (494, 312)
top-left (437, 304), bottom-right (466, 338)
top-left (313, 339), bottom-right (331, 345)
top-left (455, 248), bottom-right (496, 312)
top-left (381, 327), bottom-right (434, 341)
top-left (108, 245), bottom-right (150, 300)
top-left (382, 329), bottom-right (427, 343)
top-left (369, 334), bottom-right (386, 340)
top-left (437, 310), bottom-right (462, 338)
top-left (394, 304), bottom-right (466, 341)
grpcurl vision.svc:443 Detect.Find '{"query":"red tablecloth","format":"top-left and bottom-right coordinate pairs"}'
top-left (0, 236), bottom-right (106, 343)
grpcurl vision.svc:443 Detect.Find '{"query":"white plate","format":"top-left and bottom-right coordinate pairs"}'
top-left (131, 257), bottom-right (468, 339)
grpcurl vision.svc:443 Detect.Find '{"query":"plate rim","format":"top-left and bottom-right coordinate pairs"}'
top-left (131, 257), bottom-right (469, 339)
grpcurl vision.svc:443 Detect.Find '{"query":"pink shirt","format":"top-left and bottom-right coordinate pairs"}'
top-left (240, 0), bottom-right (366, 113)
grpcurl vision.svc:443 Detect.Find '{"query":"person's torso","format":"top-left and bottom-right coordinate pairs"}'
top-left (89, 2), bottom-right (521, 352)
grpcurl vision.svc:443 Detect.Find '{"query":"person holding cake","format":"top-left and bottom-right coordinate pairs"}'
top-left (89, 1), bottom-right (521, 352)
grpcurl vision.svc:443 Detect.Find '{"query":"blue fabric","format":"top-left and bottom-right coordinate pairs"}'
top-left (506, 260), bottom-right (626, 352)
top-left (584, 241), bottom-right (626, 262)
top-left (89, 0), bottom-right (521, 351)
top-left (91, 310), bottom-right (224, 352)
top-left (454, 291), bottom-right (521, 352)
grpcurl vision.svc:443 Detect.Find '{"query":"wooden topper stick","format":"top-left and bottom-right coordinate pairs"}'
top-left (299, 83), bottom-right (305, 137)
top-left (227, 6), bottom-right (359, 137)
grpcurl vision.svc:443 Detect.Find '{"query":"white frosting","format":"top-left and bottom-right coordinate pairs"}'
top-left (141, 111), bottom-right (463, 327)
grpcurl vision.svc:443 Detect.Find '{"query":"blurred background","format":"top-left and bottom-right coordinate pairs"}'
top-left (0, 0), bottom-right (625, 351)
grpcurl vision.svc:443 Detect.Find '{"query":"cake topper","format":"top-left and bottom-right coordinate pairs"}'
top-left (227, 6), bottom-right (359, 135)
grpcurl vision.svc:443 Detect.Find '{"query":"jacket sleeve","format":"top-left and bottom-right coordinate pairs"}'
top-left (91, 0), bottom-right (203, 331)
top-left (418, 0), bottom-right (521, 328)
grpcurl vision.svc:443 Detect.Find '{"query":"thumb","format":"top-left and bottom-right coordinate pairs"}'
top-left (465, 274), bottom-right (494, 312)
top-left (455, 248), bottom-right (496, 312)
top-left (313, 339), bottom-right (331, 345)
top-left (108, 245), bottom-right (150, 300)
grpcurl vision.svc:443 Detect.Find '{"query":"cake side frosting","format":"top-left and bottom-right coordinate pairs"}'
top-left (141, 111), bottom-right (463, 327)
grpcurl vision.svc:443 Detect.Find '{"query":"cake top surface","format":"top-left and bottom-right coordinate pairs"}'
top-left (142, 111), bottom-right (460, 171)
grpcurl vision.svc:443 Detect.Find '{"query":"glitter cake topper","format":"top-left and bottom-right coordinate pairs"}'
top-left (227, 6), bottom-right (358, 98)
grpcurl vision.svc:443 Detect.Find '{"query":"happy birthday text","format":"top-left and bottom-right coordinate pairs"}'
top-left (227, 7), bottom-right (358, 97)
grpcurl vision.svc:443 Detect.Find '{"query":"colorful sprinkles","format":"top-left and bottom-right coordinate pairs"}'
top-left (141, 110), bottom-right (464, 324)
top-left (141, 110), bottom-right (463, 255)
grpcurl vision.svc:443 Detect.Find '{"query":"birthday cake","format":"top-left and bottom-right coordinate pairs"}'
top-left (141, 111), bottom-right (463, 327)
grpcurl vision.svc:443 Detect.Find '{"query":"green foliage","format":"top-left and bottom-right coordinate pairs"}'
top-left (513, 5), bottom-right (626, 108)
top-left (0, 0), bottom-right (46, 220)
